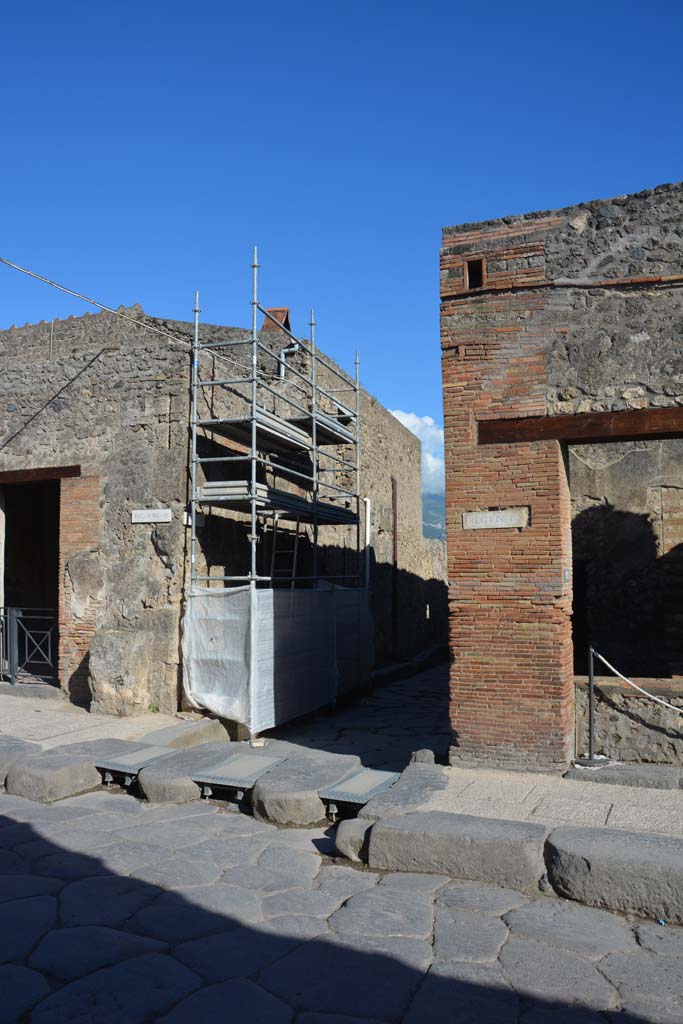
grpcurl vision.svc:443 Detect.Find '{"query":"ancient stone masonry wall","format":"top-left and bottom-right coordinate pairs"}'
top-left (0, 306), bottom-right (446, 715)
top-left (0, 307), bottom-right (191, 714)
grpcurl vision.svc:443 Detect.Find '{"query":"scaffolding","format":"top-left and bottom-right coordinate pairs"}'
top-left (183, 250), bottom-right (369, 738)
top-left (189, 247), bottom-right (361, 589)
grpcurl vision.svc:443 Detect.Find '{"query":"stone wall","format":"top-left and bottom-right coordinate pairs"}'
top-left (575, 680), bottom-right (683, 764)
top-left (440, 182), bottom-right (683, 769)
top-left (0, 305), bottom-right (446, 714)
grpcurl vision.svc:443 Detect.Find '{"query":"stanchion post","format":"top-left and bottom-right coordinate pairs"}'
top-left (575, 644), bottom-right (604, 767)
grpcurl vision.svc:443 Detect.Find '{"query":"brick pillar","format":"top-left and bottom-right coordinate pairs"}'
top-left (58, 475), bottom-right (101, 702)
top-left (441, 219), bottom-right (574, 768)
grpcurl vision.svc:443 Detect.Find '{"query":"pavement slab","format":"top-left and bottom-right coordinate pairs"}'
top-left (174, 923), bottom-right (302, 983)
top-left (60, 875), bottom-right (161, 926)
top-left (30, 952), bottom-right (201, 1024)
top-left (504, 898), bottom-right (637, 958)
top-left (436, 879), bottom-right (527, 916)
top-left (0, 964), bottom-right (50, 1024)
top-left (404, 961), bottom-right (518, 1024)
top-left (259, 933), bottom-right (432, 1021)
top-left (636, 921), bottom-right (683, 956)
top-left (499, 935), bottom-right (619, 1009)
top-left (433, 907), bottom-right (508, 963)
top-left (329, 887), bottom-right (435, 940)
top-left (157, 977), bottom-right (294, 1024)
top-left (601, 951), bottom-right (683, 1023)
top-left (29, 924), bottom-right (167, 979)
top-left (0, 894), bottom-right (57, 962)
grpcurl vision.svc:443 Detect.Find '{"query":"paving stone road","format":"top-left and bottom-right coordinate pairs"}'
top-left (2, 789), bottom-right (683, 1023)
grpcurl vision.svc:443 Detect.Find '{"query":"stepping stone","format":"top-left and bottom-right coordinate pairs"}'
top-left (320, 768), bottom-right (399, 819)
top-left (251, 746), bottom-right (361, 826)
top-left (192, 751), bottom-right (287, 801)
top-left (96, 746), bottom-right (177, 788)
top-left (137, 743), bottom-right (239, 804)
top-left (0, 738), bottom-right (41, 785)
top-left (5, 739), bottom-right (145, 804)
top-left (359, 764), bottom-right (448, 821)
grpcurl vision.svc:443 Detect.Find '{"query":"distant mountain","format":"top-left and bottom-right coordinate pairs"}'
top-left (423, 492), bottom-right (446, 541)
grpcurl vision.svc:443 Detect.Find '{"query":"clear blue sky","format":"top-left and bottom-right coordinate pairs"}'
top-left (2, 0), bottom-right (681, 491)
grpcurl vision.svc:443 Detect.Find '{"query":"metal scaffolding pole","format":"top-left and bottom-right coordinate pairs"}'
top-left (190, 290), bottom-right (200, 589)
top-left (310, 308), bottom-right (319, 582)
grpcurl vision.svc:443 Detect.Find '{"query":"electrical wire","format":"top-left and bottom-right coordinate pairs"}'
top-left (0, 255), bottom-right (188, 345)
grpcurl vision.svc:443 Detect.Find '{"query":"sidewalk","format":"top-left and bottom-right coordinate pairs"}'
top-left (0, 693), bottom-right (179, 749)
top-left (420, 766), bottom-right (683, 838)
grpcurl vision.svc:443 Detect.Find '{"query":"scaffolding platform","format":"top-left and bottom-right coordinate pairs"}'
top-left (196, 480), bottom-right (358, 525)
top-left (290, 410), bottom-right (355, 446)
top-left (198, 407), bottom-right (312, 456)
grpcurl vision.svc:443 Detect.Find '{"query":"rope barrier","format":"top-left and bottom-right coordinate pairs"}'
top-left (593, 650), bottom-right (683, 715)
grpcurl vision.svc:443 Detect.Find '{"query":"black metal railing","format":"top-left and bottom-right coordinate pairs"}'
top-left (0, 608), bottom-right (57, 684)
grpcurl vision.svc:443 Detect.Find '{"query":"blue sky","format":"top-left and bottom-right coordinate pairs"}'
top-left (2, 2), bottom-right (681, 494)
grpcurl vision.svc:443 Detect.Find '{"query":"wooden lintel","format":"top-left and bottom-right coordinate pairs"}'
top-left (0, 465), bottom-right (81, 485)
top-left (478, 407), bottom-right (683, 446)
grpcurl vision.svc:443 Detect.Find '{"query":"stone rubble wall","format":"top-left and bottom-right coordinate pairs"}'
top-left (576, 682), bottom-right (683, 764)
top-left (0, 306), bottom-right (446, 714)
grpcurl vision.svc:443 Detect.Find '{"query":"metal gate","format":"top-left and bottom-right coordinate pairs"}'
top-left (0, 608), bottom-right (57, 684)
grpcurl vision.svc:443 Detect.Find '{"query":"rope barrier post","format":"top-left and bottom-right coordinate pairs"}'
top-left (575, 644), bottom-right (604, 768)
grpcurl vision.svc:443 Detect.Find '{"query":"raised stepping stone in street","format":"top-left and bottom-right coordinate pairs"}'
top-left (320, 768), bottom-right (399, 820)
top-left (368, 811), bottom-right (548, 891)
top-left (192, 751), bottom-right (287, 802)
top-left (359, 763), bottom-right (448, 821)
top-left (5, 739), bottom-right (145, 804)
top-left (0, 738), bottom-right (41, 786)
top-left (251, 745), bottom-right (361, 826)
top-left (95, 746), bottom-right (177, 789)
top-left (546, 825), bottom-right (683, 923)
top-left (137, 742), bottom-right (239, 804)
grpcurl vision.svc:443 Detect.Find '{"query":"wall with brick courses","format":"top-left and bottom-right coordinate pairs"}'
top-left (440, 183), bottom-right (682, 769)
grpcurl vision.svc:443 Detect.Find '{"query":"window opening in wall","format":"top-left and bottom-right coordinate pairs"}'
top-left (466, 258), bottom-right (484, 290)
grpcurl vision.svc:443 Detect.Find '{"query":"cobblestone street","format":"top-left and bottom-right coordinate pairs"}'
top-left (2, 788), bottom-right (683, 1023)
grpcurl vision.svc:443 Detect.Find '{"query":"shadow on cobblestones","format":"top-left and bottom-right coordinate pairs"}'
top-left (0, 803), bottom-right (661, 1023)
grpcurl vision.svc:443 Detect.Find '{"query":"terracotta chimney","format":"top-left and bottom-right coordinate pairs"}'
top-left (261, 308), bottom-right (291, 334)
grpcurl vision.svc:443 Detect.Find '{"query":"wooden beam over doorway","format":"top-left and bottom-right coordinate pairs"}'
top-left (478, 407), bottom-right (683, 446)
top-left (0, 465), bottom-right (81, 485)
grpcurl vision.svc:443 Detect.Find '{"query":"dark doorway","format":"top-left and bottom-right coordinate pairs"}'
top-left (2, 480), bottom-right (59, 682)
top-left (571, 559), bottom-right (589, 674)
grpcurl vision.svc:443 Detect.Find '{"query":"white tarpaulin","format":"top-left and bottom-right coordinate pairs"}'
top-left (182, 586), bottom-right (372, 733)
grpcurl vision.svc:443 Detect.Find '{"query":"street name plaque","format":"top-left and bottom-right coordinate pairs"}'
top-left (131, 508), bottom-right (172, 524)
top-left (462, 507), bottom-right (529, 530)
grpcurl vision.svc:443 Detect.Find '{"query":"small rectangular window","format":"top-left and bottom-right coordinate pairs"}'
top-left (466, 258), bottom-right (484, 290)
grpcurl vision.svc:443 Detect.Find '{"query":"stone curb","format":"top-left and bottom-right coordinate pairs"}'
top-left (339, 809), bottom-right (683, 923)
top-left (545, 825), bottom-right (683, 923)
top-left (367, 811), bottom-right (549, 891)
top-left (138, 718), bottom-right (230, 751)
